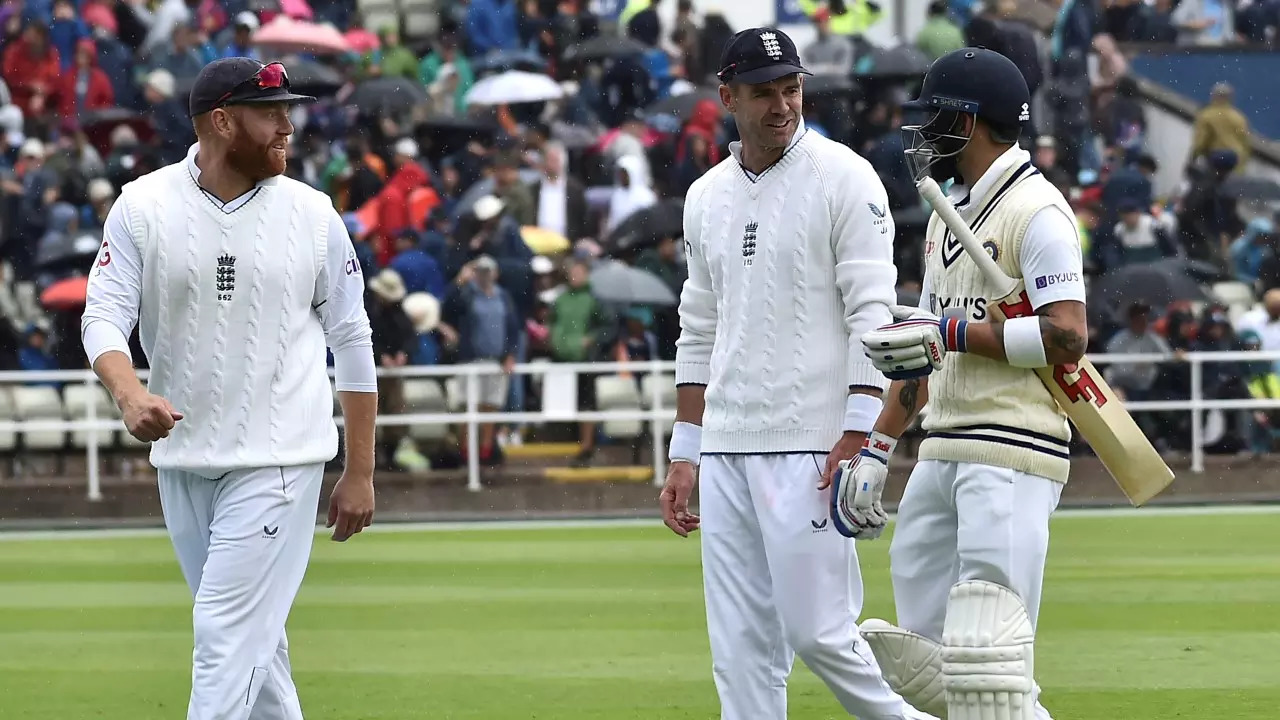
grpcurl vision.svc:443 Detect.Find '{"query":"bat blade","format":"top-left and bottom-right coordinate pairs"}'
top-left (990, 285), bottom-right (1175, 506)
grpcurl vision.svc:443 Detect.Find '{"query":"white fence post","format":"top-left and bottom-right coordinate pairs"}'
top-left (1190, 357), bottom-right (1204, 473)
top-left (465, 369), bottom-right (481, 492)
top-left (649, 360), bottom-right (665, 487)
top-left (85, 372), bottom-right (102, 502)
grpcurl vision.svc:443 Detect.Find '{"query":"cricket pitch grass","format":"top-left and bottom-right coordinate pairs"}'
top-left (1, 506), bottom-right (1278, 718)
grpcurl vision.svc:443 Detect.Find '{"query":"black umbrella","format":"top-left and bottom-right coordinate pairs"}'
top-left (281, 58), bottom-right (343, 97)
top-left (348, 77), bottom-right (429, 113)
top-left (644, 88), bottom-right (720, 122)
top-left (804, 74), bottom-right (857, 95)
top-left (36, 229), bottom-right (103, 271)
top-left (1220, 176), bottom-right (1280, 202)
top-left (855, 45), bottom-right (930, 79)
top-left (415, 115), bottom-right (499, 158)
top-left (473, 49), bottom-right (548, 75)
top-left (563, 35), bottom-right (648, 63)
top-left (590, 260), bottom-right (678, 306)
top-left (1088, 261), bottom-right (1212, 311)
top-left (605, 200), bottom-right (684, 253)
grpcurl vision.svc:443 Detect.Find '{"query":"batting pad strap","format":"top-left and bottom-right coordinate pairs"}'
top-left (843, 393), bottom-right (884, 434)
top-left (1003, 315), bottom-right (1049, 368)
top-left (939, 315), bottom-right (968, 353)
top-left (668, 421), bottom-right (702, 466)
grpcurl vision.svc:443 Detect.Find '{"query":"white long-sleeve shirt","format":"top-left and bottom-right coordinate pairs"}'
top-left (675, 120), bottom-right (897, 454)
top-left (81, 144), bottom-right (375, 477)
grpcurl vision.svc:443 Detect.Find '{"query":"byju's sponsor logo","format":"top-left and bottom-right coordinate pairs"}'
top-left (1034, 272), bottom-right (1080, 290)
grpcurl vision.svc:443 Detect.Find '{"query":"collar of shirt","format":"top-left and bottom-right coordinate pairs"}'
top-left (729, 117), bottom-right (807, 179)
top-left (185, 142), bottom-right (278, 213)
top-left (949, 143), bottom-right (1031, 210)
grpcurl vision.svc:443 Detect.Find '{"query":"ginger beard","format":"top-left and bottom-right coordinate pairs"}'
top-left (224, 111), bottom-right (287, 182)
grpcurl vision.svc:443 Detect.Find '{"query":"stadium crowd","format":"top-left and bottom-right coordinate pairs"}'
top-left (0, 0), bottom-right (1272, 470)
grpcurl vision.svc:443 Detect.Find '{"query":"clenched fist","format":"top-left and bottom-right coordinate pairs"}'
top-left (119, 391), bottom-right (183, 442)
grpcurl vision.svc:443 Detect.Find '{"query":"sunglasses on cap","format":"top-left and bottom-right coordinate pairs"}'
top-left (214, 62), bottom-right (289, 108)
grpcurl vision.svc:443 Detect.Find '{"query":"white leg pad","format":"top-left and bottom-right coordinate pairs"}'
top-left (860, 618), bottom-right (948, 718)
top-left (941, 581), bottom-right (1036, 720)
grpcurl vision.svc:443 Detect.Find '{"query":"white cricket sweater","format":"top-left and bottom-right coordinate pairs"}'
top-left (106, 160), bottom-right (344, 478)
top-left (918, 152), bottom-right (1079, 482)
top-left (676, 124), bottom-right (897, 454)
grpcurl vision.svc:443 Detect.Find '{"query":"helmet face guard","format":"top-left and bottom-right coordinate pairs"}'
top-left (902, 106), bottom-right (975, 183)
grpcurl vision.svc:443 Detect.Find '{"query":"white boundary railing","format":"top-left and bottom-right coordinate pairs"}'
top-left (2, 351), bottom-right (1280, 499)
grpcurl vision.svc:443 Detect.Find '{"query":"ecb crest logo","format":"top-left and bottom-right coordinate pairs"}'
top-left (216, 254), bottom-right (236, 302)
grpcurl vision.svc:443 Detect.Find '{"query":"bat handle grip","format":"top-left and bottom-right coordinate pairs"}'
top-left (916, 177), bottom-right (1015, 294)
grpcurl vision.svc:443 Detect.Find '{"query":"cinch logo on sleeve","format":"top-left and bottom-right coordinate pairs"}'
top-left (344, 249), bottom-right (361, 276)
top-left (1034, 272), bottom-right (1080, 290)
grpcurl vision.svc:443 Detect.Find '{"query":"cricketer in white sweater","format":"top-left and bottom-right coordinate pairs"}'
top-left (676, 119), bottom-right (897, 454)
top-left (81, 144), bottom-right (376, 479)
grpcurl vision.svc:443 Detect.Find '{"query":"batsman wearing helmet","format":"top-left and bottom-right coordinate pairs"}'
top-left (829, 48), bottom-right (1088, 719)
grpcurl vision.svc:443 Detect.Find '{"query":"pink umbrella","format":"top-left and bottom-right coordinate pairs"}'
top-left (344, 28), bottom-right (379, 53)
top-left (252, 16), bottom-right (350, 55)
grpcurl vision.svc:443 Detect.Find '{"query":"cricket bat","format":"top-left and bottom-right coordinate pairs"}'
top-left (916, 177), bottom-right (1175, 507)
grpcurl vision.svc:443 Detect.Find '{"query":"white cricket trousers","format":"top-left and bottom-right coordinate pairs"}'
top-left (699, 453), bottom-right (934, 720)
top-left (889, 460), bottom-right (1063, 720)
top-left (158, 464), bottom-right (325, 720)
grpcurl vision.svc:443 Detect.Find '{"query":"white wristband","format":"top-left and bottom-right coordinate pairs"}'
top-left (843, 393), bottom-right (884, 434)
top-left (1003, 315), bottom-right (1049, 368)
top-left (864, 431), bottom-right (899, 463)
top-left (668, 421), bottom-right (702, 466)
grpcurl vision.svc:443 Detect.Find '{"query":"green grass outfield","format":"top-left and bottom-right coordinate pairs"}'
top-left (1, 507), bottom-right (1278, 719)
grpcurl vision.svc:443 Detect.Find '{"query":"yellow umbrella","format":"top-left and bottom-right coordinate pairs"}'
top-left (521, 226), bottom-right (570, 255)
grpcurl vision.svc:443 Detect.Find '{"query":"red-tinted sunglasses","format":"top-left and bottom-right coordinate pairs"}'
top-left (214, 62), bottom-right (289, 107)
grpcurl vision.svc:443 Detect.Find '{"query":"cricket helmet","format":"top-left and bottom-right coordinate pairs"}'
top-left (901, 47), bottom-right (1030, 182)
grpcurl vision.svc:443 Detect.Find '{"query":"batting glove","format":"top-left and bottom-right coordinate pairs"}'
top-left (862, 305), bottom-right (967, 381)
top-left (830, 432), bottom-right (897, 540)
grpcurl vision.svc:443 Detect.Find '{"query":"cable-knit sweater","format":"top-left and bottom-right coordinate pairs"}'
top-left (675, 125), bottom-right (897, 454)
top-left (114, 161), bottom-right (339, 478)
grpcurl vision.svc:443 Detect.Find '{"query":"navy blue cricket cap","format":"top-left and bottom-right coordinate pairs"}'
top-left (903, 47), bottom-right (1030, 129)
top-left (188, 57), bottom-right (316, 118)
top-left (717, 28), bottom-right (811, 85)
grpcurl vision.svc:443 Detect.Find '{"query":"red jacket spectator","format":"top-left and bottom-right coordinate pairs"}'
top-left (371, 161), bottom-right (429, 266)
top-left (2, 25), bottom-right (62, 116)
top-left (675, 98), bottom-right (722, 165)
top-left (58, 39), bottom-right (114, 120)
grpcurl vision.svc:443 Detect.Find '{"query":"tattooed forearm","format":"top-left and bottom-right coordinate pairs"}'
top-left (1038, 316), bottom-right (1087, 363)
top-left (897, 379), bottom-right (924, 426)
